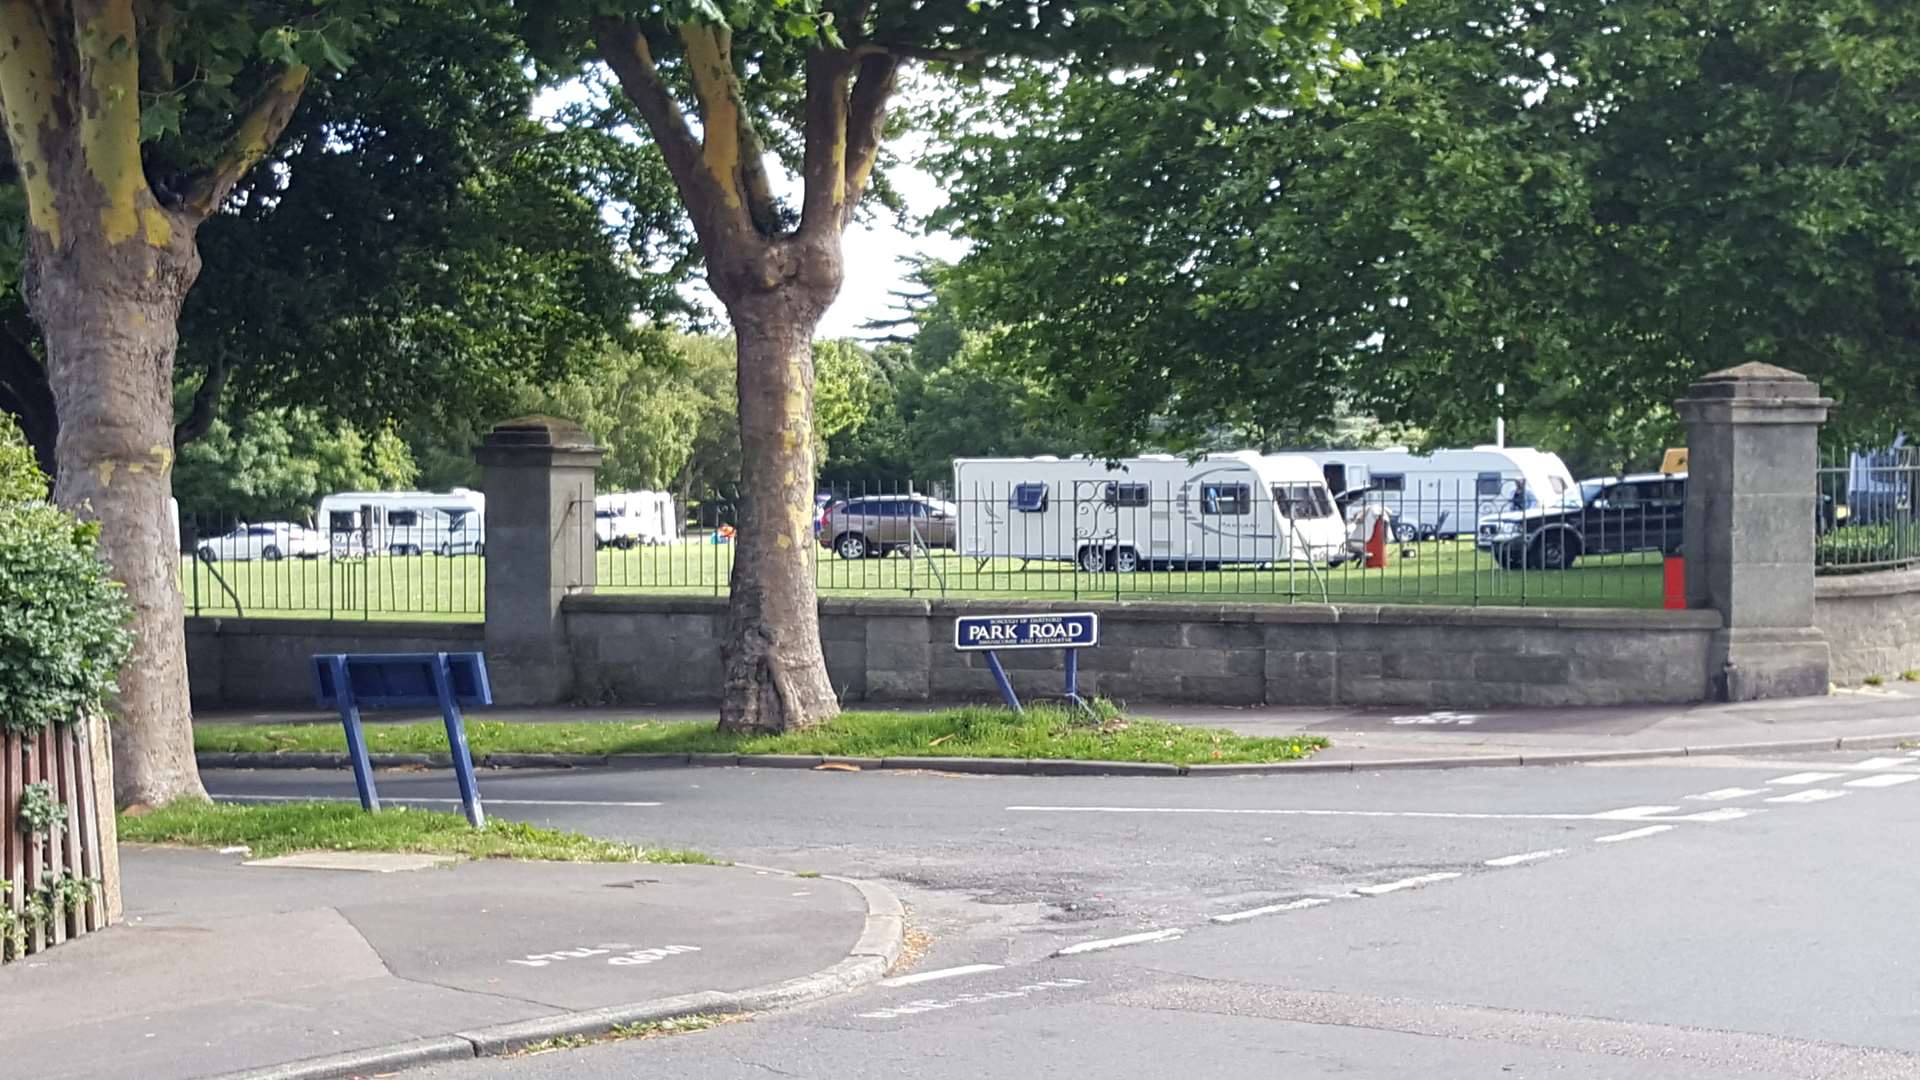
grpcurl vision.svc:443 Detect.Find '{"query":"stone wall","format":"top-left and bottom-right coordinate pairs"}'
top-left (1815, 568), bottom-right (1920, 685)
top-left (186, 618), bottom-right (482, 708)
top-left (561, 595), bottom-right (1722, 709)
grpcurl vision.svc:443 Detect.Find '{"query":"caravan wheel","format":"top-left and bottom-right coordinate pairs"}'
top-left (1393, 521), bottom-right (1420, 544)
top-left (1076, 546), bottom-right (1109, 573)
top-left (1113, 547), bottom-right (1141, 573)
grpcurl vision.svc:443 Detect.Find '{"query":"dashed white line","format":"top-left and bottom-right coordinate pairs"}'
top-left (1844, 757), bottom-right (1908, 771)
top-left (1685, 787), bottom-right (1768, 802)
top-left (1592, 805), bottom-right (1684, 820)
top-left (1005, 805), bottom-right (1729, 823)
top-left (880, 964), bottom-right (1005, 988)
top-left (1765, 789), bottom-right (1850, 804)
top-left (1053, 929), bottom-right (1184, 956)
top-left (1355, 872), bottom-right (1462, 896)
top-left (1768, 772), bottom-right (1843, 785)
top-left (1679, 807), bottom-right (1757, 823)
top-left (1843, 773), bottom-right (1920, 789)
top-left (1211, 897), bottom-right (1340, 924)
top-left (214, 793), bottom-right (664, 808)
top-left (1593, 825), bottom-right (1675, 844)
top-left (1484, 849), bottom-right (1566, 868)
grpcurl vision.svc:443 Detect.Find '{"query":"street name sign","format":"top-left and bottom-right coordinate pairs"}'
top-left (953, 612), bottom-right (1099, 651)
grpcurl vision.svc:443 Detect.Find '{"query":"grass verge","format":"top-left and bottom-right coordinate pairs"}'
top-left (195, 704), bottom-right (1327, 766)
top-left (119, 800), bottom-right (714, 863)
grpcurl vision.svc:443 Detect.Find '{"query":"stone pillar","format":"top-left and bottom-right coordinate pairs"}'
top-left (475, 416), bottom-right (602, 705)
top-left (1676, 363), bottom-right (1832, 700)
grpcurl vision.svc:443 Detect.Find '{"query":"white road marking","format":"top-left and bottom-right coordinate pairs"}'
top-left (1053, 929), bottom-right (1184, 956)
top-left (1006, 805), bottom-right (1731, 823)
top-left (1768, 772), bottom-right (1843, 785)
top-left (1593, 825), bottom-right (1675, 844)
top-left (880, 964), bottom-right (1006, 988)
top-left (215, 794), bottom-right (664, 808)
top-left (1843, 773), bottom-right (1920, 789)
top-left (1211, 897), bottom-right (1340, 924)
top-left (1907, 750), bottom-right (1920, 758)
top-left (1844, 757), bottom-right (1908, 771)
top-left (857, 979), bottom-right (1088, 1020)
top-left (1484, 849), bottom-right (1566, 868)
top-left (1685, 787), bottom-right (1768, 801)
top-left (1765, 789), bottom-right (1850, 804)
top-left (1678, 807), bottom-right (1756, 823)
top-left (1354, 872), bottom-right (1462, 896)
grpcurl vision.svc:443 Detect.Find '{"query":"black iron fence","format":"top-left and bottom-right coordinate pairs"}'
top-left (581, 478), bottom-right (1674, 608)
top-left (1817, 446), bottom-right (1920, 574)
top-left (179, 512), bottom-right (483, 620)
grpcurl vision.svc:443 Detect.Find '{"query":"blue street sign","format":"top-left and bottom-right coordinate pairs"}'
top-left (953, 612), bottom-right (1100, 651)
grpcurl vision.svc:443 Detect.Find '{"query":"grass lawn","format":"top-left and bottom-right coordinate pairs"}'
top-left (120, 800), bottom-right (713, 862)
top-left (195, 705), bottom-right (1329, 766)
top-left (182, 538), bottom-right (1664, 619)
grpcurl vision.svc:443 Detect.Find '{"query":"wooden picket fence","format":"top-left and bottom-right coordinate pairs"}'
top-left (2, 721), bottom-right (110, 961)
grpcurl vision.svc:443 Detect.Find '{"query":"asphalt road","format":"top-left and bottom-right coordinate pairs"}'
top-left (205, 747), bottom-right (1920, 1078)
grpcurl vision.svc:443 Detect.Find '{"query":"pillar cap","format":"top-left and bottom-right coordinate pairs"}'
top-left (481, 415), bottom-right (596, 449)
top-left (1676, 363), bottom-right (1830, 421)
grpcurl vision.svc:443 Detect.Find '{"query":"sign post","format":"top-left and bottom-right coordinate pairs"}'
top-left (952, 612), bottom-right (1100, 714)
top-left (311, 652), bottom-right (494, 827)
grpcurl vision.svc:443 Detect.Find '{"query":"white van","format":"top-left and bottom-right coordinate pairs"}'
top-left (595, 490), bottom-right (678, 548)
top-left (952, 451), bottom-right (1352, 571)
top-left (318, 489), bottom-right (486, 557)
top-left (1288, 447), bottom-right (1576, 542)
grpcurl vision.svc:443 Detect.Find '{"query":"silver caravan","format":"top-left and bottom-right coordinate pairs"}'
top-left (1291, 446), bottom-right (1576, 541)
top-left (318, 489), bottom-right (486, 557)
top-left (952, 452), bottom-right (1351, 571)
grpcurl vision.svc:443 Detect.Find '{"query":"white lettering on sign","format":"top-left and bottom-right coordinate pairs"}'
top-left (857, 979), bottom-right (1089, 1020)
top-left (507, 943), bottom-right (700, 968)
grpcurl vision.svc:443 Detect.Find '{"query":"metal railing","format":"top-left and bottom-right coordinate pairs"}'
top-left (1817, 446), bottom-right (1919, 574)
top-left (180, 512), bottom-right (483, 620)
top-left (581, 479), bottom-right (1672, 608)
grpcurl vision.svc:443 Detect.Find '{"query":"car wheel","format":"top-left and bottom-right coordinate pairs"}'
top-left (1531, 532), bottom-right (1577, 571)
top-left (261, 545), bottom-right (283, 561)
top-left (1113, 547), bottom-right (1141, 573)
top-left (197, 546), bottom-right (217, 563)
top-left (1077, 546), bottom-right (1110, 573)
top-left (439, 543), bottom-right (453, 557)
top-left (1393, 522), bottom-right (1420, 545)
top-left (835, 533), bottom-right (868, 560)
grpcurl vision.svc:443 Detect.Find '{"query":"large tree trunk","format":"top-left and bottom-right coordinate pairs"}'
top-left (30, 241), bottom-right (207, 809)
top-left (718, 294), bottom-right (842, 734)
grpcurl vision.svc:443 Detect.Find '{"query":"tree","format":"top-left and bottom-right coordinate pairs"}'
top-left (171, 408), bottom-right (418, 523)
top-left (527, 0), bottom-right (1373, 731)
top-left (928, 0), bottom-right (1920, 458)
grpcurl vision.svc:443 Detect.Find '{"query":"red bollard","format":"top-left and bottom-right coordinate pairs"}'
top-left (1663, 554), bottom-right (1686, 609)
top-left (1365, 517), bottom-right (1389, 570)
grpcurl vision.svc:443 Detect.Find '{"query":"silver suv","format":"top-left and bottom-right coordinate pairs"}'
top-left (818, 495), bottom-right (957, 559)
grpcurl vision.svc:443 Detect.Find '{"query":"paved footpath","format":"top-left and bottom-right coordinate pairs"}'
top-left (0, 847), bottom-right (899, 1080)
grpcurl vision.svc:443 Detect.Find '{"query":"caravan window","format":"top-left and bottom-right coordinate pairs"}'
top-left (445, 510), bottom-right (470, 533)
top-left (1273, 484), bottom-right (1334, 519)
top-left (1201, 483), bottom-right (1251, 516)
top-left (388, 509), bottom-right (419, 528)
top-left (1374, 474), bottom-right (1406, 493)
top-left (328, 510), bottom-right (356, 533)
top-left (1010, 484), bottom-right (1049, 513)
top-left (1476, 472), bottom-right (1504, 497)
top-left (1104, 483), bottom-right (1151, 508)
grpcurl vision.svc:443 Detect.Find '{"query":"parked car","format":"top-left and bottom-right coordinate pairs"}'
top-left (818, 495), bottom-right (958, 559)
top-left (196, 522), bottom-right (328, 562)
top-left (1478, 474), bottom-right (1685, 570)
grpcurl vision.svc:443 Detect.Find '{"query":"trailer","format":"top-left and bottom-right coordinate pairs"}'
top-left (952, 452), bottom-right (1352, 571)
top-left (1288, 446), bottom-right (1577, 542)
top-left (318, 489), bottom-right (486, 557)
top-left (595, 490), bottom-right (679, 548)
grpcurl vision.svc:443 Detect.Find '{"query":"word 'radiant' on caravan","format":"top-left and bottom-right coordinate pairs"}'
top-left (953, 613), bottom-right (1100, 651)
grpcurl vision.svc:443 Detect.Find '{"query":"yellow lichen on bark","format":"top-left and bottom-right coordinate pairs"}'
top-left (680, 24), bottom-right (743, 209)
top-left (76, 1), bottom-right (145, 245)
top-left (0, 7), bottom-right (66, 247)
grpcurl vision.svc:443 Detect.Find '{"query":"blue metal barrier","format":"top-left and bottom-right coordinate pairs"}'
top-left (311, 652), bottom-right (493, 827)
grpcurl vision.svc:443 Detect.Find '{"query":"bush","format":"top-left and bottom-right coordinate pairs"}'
top-left (0, 417), bottom-right (132, 734)
top-left (1816, 521), bottom-right (1920, 574)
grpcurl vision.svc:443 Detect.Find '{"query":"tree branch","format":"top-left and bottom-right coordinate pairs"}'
top-left (843, 51), bottom-right (899, 222)
top-left (853, 42), bottom-right (987, 65)
top-left (0, 2), bottom-right (71, 247)
top-left (799, 47), bottom-right (852, 237)
top-left (172, 355), bottom-right (230, 449)
top-left (180, 65), bottom-right (311, 220)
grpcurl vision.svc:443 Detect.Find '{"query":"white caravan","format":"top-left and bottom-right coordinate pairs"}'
top-left (1289, 447), bottom-right (1576, 542)
top-left (595, 490), bottom-right (679, 548)
top-left (952, 452), bottom-right (1352, 571)
top-left (318, 489), bottom-right (486, 557)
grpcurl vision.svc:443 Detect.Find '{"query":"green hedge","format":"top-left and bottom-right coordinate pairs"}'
top-left (0, 418), bottom-right (131, 734)
top-left (1817, 522), bottom-right (1920, 574)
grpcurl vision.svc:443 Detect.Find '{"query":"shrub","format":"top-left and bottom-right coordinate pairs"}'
top-left (0, 417), bottom-right (132, 734)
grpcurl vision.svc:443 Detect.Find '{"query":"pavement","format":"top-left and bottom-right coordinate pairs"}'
top-left (0, 846), bottom-right (902, 1080)
top-left (197, 742), bottom-right (1920, 1078)
top-left (197, 684), bottom-right (1920, 770)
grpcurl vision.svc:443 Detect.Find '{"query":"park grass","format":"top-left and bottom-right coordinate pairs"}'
top-left (194, 705), bottom-right (1328, 766)
top-left (119, 800), bottom-right (714, 863)
top-left (181, 539), bottom-right (1667, 620)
